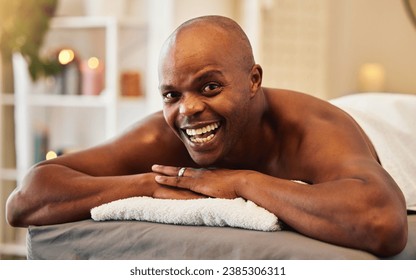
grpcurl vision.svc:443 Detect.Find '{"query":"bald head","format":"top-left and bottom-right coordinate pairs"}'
top-left (159, 16), bottom-right (255, 75)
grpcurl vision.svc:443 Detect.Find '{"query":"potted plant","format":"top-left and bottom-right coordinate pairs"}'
top-left (0, 0), bottom-right (60, 81)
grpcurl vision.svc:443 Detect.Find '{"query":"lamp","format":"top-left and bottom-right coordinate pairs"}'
top-left (358, 63), bottom-right (386, 92)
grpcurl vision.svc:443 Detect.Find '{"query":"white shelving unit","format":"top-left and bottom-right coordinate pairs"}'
top-left (12, 16), bottom-right (150, 185)
top-left (1, 14), bottom-right (154, 258)
top-left (0, 0), bottom-right (176, 257)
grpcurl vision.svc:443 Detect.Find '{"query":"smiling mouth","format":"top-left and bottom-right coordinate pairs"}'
top-left (183, 122), bottom-right (221, 144)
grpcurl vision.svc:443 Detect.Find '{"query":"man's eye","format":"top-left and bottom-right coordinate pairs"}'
top-left (163, 92), bottom-right (180, 102)
top-left (202, 83), bottom-right (221, 94)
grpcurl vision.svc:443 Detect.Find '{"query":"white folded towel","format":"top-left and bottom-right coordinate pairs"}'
top-left (91, 197), bottom-right (280, 231)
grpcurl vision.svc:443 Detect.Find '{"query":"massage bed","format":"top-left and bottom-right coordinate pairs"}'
top-left (27, 214), bottom-right (416, 260)
top-left (26, 93), bottom-right (416, 260)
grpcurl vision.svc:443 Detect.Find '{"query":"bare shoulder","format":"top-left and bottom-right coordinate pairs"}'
top-left (263, 88), bottom-right (379, 182)
top-left (264, 88), bottom-right (339, 121)
top-left (263, 88), bottom-right (351, 134)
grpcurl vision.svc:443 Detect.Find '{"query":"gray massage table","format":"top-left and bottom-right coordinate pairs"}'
top-left (26, 214), bottom-right (416, 260)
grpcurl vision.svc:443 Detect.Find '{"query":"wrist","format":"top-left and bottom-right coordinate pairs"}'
top-left (129, 172), bottom-right (157, 197)
top-left (235, 170), bottom-right (257, 198)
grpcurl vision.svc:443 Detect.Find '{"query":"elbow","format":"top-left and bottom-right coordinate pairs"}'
top-left (366, 210), bottom-right (408, 257)
top-left (6, 190), bottom-right (31, 228)
top-left (6, 212), bottom-right (26, 228)
top-left (357, 174), bottom-right (408, 257)
top-left (6, 164), bottom-right (49, 227)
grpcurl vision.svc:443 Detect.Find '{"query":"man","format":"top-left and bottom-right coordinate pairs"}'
top-left (6, 16), bottom-right (408, 257)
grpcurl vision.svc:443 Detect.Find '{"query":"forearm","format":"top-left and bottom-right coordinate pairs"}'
top-left (6, 164), bottom-right (155, 227)
top-left (237, 172), bottom-right (407, 256)
top-left (240, 176), bottom-right (357, 236)
top-left (142, 164), bottom-right (407, 256)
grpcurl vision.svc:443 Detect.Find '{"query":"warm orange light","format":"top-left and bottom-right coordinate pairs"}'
top-left (58, 49), bottom-right (75, 65)
top-left (46, 150), bottom-right (58, 160)
top-left (87, 57), bottom-right (100, 69)
top-left (358, 63), bottom-right (385, 92)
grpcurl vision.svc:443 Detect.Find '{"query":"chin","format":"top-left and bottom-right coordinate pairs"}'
top-left (188, 151), bottom-right (220, 167)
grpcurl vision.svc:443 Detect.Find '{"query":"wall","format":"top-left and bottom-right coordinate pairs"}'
top-left (327, 0), bottom-right (416, 97)
top-left (173, 0), bottom-right (238, 27)
top-left (53, 0), bottom-right (416, 100)
top-left (257, 0), bottom-right (416, 99)
top-left (259, 0), bottom-right (330, 99)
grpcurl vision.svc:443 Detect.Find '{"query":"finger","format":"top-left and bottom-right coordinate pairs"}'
top-left (155, 175), bottom-right (181, 187)
top-left (154, 186), bottom-right (206, 199)
top-left (155, 174), bottom-right (189, 188)
top-left (152, 164), bottom-right (182, 176)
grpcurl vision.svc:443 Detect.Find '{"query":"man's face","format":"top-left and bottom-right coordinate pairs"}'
top-left (158, 26), bottom-right (253, 166)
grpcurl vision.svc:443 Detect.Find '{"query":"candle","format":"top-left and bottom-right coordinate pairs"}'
top-left (58, 49), bottom-right (75, 65)
top-left (80, 57), bottom-right (104, 95)
top-left (57, 48), bottom-right (80, 95)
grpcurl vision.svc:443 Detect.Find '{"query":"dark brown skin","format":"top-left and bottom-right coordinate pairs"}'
top-left (6, 16), bottom-right (407, 257)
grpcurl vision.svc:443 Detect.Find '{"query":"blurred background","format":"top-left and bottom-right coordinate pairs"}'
top-left (1, 0), bottom-right (416, 259)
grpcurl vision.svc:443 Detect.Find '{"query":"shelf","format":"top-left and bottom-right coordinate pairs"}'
top-left (51, 16), bottom-right (146, 29)
top-left (26, 93), bottom-right (110, 107)
top-left (51, 16), bottom-right (116, 29)
top-left (117, 96), bottom-right (145, 106)
top-left (12, 93), bottom-right (147, 108)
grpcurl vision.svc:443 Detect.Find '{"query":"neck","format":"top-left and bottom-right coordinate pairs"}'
top-left (217, 88), bottom-right (277, 170)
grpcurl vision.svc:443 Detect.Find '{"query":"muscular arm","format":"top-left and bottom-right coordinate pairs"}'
top-left (6, 112), bottom-right (200, 227)
top-left (154, 160), bottom-right (407, 257)
top-left (251, 93), bottom-right (408, 256)
top-left (238, 161), bottom-right (407, 257)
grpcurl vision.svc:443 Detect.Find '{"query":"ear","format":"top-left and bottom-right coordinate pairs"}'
top-left (249, 64), bottom-right (263, 97)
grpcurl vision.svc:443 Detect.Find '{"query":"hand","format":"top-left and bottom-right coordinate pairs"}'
top-left (152, 184), bottom-right (207, 200)
top-left (140, 173), bottom-right (204, 200)
top-left (152, 164), bottom-right (244, 199)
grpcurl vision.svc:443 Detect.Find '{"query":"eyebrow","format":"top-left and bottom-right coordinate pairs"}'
top-left (159, 69), bottom-right (226, 92)
top-left (195, 69), bottom-right (225, 83)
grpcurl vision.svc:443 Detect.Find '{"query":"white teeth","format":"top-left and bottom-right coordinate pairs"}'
top-left (185, 122), bottom-right (220, 143)
top-left (190, 134), bottom-right (215, 143)
top-left (186, 122), bottom-right (219, 137)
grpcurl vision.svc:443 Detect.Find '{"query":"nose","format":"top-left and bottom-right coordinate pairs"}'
top-left (179, 93), bottom-right (205, 116)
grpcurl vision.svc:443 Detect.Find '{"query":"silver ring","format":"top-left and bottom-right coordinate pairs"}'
top-left (178, 167), bottom-right (186, 177)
